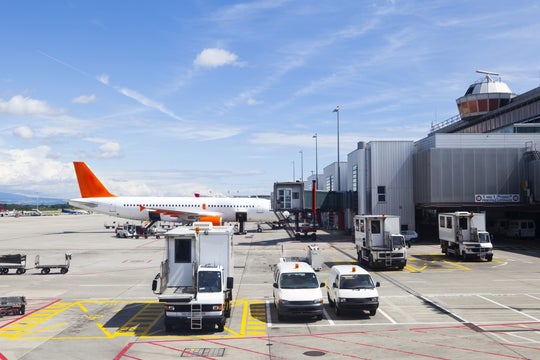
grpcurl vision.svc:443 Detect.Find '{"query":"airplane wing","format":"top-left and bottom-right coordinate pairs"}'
top-left (139, 205), bottom-right (223, 222)
top-left (68, 199), bottom-right (99, 209)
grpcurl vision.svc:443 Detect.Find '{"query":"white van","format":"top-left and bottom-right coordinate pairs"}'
top-left (326, 265), bottom-right (380, 316)
top-left (272, 261), bottom-right (325, 321)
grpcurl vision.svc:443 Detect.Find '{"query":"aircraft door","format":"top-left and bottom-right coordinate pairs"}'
top-left (167, 237), bottom-right (194, 287)
top-left (236, 212), bottom-right (248, 234)
top-left (108, 202), bottom-right (116, 215)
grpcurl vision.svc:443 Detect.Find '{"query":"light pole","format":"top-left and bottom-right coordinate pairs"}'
top-left (292, 160), bottom-right (295, 181)
top-left (312, 133), bottom-right (318, 190)
top-left (299, 150), bottom-right (304, 183)
top-left (333, 106), bottom-right (341, 191)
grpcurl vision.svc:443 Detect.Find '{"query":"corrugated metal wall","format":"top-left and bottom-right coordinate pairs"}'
top-left (367, 141), bottom-right (415, 230)
top-left (414, 147), bottom-right (523, 203)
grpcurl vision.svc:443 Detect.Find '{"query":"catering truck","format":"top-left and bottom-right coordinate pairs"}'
top-left (353, 215), bottom-right (407, 270)
top-left (439, 212), bottom-right (493, 261)
top-left (152, 222), bottom-right (234, 332)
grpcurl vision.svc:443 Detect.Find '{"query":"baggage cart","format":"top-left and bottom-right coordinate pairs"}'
top-left (0, 254), bottom-right (27, 275)
top-left (34, 253), bottom-right (72, 274)
top-left (0, 296), bottom-right (26, 316)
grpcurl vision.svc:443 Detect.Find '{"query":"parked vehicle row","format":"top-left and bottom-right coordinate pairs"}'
top-left (272, 260), bottom-right (380, 321)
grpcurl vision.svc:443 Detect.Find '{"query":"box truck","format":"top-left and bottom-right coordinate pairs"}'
top-left (152, 222), bottom-right (234, 332)
top-left (353, 215), bottom-right (407, 270)
top-left (439, 212), bottom-right (493, 261)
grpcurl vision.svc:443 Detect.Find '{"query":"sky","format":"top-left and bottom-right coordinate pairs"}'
top-left (1, 0), bottom-right (540, 200)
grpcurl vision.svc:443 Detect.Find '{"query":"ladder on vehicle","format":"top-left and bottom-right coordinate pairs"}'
top-left (274, 211), bottom-right (296, 240)
top-left (190, 303), bottom-right (203, 330)
top-left (385, 254), bottom-right (392, 268)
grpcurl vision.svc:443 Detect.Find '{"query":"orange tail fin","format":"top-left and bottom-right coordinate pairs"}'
top-left (73, 162), bottom-right (116, 198)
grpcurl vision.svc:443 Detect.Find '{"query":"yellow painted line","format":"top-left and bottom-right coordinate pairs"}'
top-left (113, 303), bottom-right (164, 337)
top-left (241, 299), bottom-right (249, 336)
top-left (22, 323), bottom-right (67, 336)
top-left (75, 301), bottom-right (89, 313)
top-left (443, 260), bottom-right (471, 270)
top-left (404, 263), bottom-right (426, 272)
top-left (0, 302), bottom-right (76, 339)
top-left (96, 322), bottom-right (115, 338)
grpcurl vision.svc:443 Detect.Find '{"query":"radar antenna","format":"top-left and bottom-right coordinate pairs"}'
top-left (476, 69), bottom-right (500, 76)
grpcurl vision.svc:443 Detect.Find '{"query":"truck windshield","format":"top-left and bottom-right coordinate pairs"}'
top-left (391, 235), bottom-right (405, 248)
top-left (280, 273), bottom-right (319, 289)
top-left (198, 271), bottom-right (221, 293)
top-left (339, 274), bottom-right (374, 289)
top-left (478, 232), bottom-right (490, 243)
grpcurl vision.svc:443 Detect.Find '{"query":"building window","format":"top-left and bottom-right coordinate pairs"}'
top-left (377, 186), bottom-right (386, 202)
top-left (292, 191), bottom-right (299, 200)
top-left (352, 165), bottom-right (358, 192)
top-left (326, 176), bottom-right (334, 191)
top-left (278, 188), bottom-right (292, 208)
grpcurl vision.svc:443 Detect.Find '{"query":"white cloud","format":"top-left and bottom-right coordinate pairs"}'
top-left (84, 137), bottom-right (122, 158)
top-left (97, 74), bottom-right (109, 84)
top-left (0, 147), bottom-right (73, 189)
top-left (247, 98), bottom-right (263, 105)
top-left (194, 48), bottom-right (241, 68)
top-left (98, 141), bottom-right (121, 158)
top-left (72, 94), bottom-right (96, 104)
top-left (0, 95), bottom-right (60, 116)
top-left (12, 126), bottom-right (34, 139)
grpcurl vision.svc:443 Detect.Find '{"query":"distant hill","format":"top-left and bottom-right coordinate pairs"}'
top-left (0, 191), bottom-right (66, 206)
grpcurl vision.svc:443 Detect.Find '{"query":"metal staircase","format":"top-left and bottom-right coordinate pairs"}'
top-left (274, 211), bottom-right (296, 239)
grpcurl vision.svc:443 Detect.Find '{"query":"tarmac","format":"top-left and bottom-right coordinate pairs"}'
top-left (0, 213), bottom-right (539, 360)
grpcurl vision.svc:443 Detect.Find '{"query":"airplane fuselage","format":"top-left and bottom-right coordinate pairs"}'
top-left (68, 196), bottom-right (275, 223)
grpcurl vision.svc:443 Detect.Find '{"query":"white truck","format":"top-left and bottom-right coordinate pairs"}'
top-left (152, 222), bottom-right (234, 332)
top-left (353, 215), bottom-right (407, 270)
top-left (439, 212), bottom-right (493, 261)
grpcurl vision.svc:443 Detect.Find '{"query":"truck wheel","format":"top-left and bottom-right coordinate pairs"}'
top-left (61, 268), bottom-right (68, 274)
top-left (16, 268), bottom-right (24, 275)
top-left (217, 320), bottom-right (225, 332)
top-left (369, 309), bottom-right (377, 316)
top-left (311, 233), bottom-right (317, 241)
top-left (327, 294), bottom-right (335, 307)
top-left (164, 318), bottom-right (173, 332)
top-left (486, 254), bottom-right (493, 262)
top-left (224, 301), bottom-right (231, 318)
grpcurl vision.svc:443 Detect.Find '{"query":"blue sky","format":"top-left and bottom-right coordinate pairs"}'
top-left (1, 0), bottom-right (540, 200)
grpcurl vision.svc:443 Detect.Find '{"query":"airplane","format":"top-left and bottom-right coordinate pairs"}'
top-left (68, 161), bottom-right (277, 231)
top-left (61, 207), bottom-right (89, 215)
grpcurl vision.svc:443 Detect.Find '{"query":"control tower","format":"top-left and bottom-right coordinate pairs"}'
top-left (456, 70), bottom-right (516, 120)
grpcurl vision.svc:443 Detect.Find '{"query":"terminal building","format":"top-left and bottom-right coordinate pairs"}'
top-left (274, 71), bottom-right (540, 239)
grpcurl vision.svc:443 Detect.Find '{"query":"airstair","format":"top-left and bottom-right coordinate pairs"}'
top-left (274, 211), bottom-right (296, 239)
